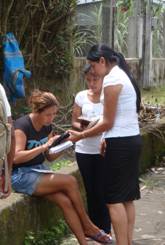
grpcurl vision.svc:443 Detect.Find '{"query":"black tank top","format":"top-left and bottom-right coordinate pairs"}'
top-left (13, 115), bottom-right (52, 168)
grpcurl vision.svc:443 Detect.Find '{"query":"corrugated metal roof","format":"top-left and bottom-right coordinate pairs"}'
top-left (77, 0), bottom-right (165, 5)
top-left (153, 0), bottom-right (165, 4)
top-left (77, 0), bottom-right (101, 5)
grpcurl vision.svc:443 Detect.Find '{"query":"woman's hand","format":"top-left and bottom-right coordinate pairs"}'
top-left (100, 139), bottom-right (106, 156)
top-left (44, 135), bottom-right (63, 161)
top-left (68, 130), bottom-right (83, 143)
top-left (42, 135), bottom-right (60, 152)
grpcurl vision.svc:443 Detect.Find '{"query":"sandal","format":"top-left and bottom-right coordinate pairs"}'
top-left (86, 229), bottom-right (113, 244)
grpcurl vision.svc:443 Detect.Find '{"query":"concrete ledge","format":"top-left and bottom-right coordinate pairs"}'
top-left (0, 119), bottom-right (165, 245)
top-left (140, 118), bottom-right (165, 172)
top-left (0, 165), bottom-right (85, 245)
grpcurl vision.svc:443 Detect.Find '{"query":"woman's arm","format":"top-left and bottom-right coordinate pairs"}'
top-left (14, 129), bottom-right (50, 164)
top-left (45, 151), bottom-right (62, 162)
top-left (4, 116), bottom-right (15, 197)
top-left (72, 103), bottom-right (82, 131)
top-left (69, 84), bottom-right (122, 141)
top-left (7, 117), bottom-right (15, 173)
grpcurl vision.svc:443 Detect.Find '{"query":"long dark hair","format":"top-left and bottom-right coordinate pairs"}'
top-left (87, 44), bottom-right (141, 113)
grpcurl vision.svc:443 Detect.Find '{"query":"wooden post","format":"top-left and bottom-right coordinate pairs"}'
top-left (127, 0), bottom-right (143, 58)
top-left (142, 0), bottom-right (152, 88)
top-left (127, 17), bottom-right (143, 58)
top-left (102, 0), bottom-right (115, 48)
top-left (163, 11), bottom-right (165, 57)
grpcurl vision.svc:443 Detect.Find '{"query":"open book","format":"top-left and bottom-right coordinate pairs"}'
top-left (49, 141), bottom-right (73, 154)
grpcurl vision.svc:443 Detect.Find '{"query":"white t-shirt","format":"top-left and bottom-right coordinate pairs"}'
top-left (75, 90), bottom-right (103, 154)
top-left (102, 65), bottom-right (140, 138)
top-left (0, 83), bottom-right (11, 117)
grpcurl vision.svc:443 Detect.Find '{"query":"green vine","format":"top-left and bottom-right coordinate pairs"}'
top-left (24, 219), bottom-right (70, 245)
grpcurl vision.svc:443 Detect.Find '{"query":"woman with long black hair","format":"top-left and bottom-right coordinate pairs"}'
top-left (69, 44), bottom-right (142, 245)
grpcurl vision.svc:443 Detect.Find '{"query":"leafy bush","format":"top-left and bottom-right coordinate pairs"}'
top-left (24, 219), bottom-right (70, 245)
top-left (0, 0), bottom-right (76, 81)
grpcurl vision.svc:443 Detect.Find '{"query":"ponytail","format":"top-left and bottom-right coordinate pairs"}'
top-left (115, 52), bottom-right (141, 113)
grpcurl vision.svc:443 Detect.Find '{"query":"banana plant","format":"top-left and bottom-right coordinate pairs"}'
top-left (73, 4), bottom-right (102, 56)
top-left (114, 0), bottom-right (133, 56)
top-left (73, 0), bottom-right (165, 57)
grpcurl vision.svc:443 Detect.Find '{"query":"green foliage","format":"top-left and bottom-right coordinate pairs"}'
top-left (73, 4), bottom-right (102, 56)
top-left (142, 85), bottom-right (165, 106)
top-left (73, 1), bottom-right (132, 57)
top-left (0, 0), bottom-right (77, 81)
top-left (51, 159), bottom-right (72, 171)
top-left (11, 104), bottom-right (31, 119)
top-left (117, 0), bottom-right (132, 11)
top-left (0, 0), bottom-right (77, 118)
top-left (115, 0), bottom-right (133, 55)
top-left (74, 0), bottom-right (165, 58)
top-left (24, 219), bottom-right (70, 245)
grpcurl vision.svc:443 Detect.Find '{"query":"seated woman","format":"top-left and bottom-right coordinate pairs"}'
top-left (11, 89), bottom-right (111, 245)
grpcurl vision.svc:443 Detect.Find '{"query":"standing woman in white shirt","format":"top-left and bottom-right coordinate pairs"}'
top-left (72, 64), bottom-right (111, 237)
top-left (69, 44), bottom-right (142, 245)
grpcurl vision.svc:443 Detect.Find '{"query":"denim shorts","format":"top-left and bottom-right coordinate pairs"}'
top-left (11, 163), bottom-right (50, 195)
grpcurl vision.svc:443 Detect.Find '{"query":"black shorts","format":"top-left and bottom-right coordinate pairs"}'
top-left (104, 135), bottom-right (142, 204)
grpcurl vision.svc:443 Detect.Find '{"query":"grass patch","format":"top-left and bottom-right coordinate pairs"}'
top-left (139, 176), bottom-right (156, 190)
top-left (24, 219), bottom-right (70, 245)
top-left (50, 158), bottom-right (73, 171)
top-left (142, 85), bottom-right (165, 106)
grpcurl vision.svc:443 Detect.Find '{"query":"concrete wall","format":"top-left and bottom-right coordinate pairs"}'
top-left (140, 117), bottom-right (165, 173)
top-left (152, 58), bottom-right (165, 86)
top-left (0, 119), bottom-right (165, 245)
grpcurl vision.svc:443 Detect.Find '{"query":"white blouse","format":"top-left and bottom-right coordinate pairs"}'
top-left (102, 65), bottom-right (140, 138)
top-left (75, 90), bottom-right (103, 154)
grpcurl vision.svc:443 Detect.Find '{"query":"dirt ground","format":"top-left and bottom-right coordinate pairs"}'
top-left (61, 164), bottom-right (165, 245)
top-left (133, 166), bottom-right (165, 245)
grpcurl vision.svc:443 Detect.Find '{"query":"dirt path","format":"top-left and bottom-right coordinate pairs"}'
top-left (61, 166), bottom-right (165, 245)
top-left (134, 166), bottom-right (165, 245)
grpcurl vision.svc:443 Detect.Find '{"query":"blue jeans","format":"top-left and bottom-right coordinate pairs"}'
top-left (12, 163), bottom-right (49, 195)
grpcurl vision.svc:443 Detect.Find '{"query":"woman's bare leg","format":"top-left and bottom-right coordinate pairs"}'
top-left (108, 203), bottom-right (128, 245)
top-left (34, 173), bottom-right (102, 236)
top-left (45, 192), bottom-right (87, 245)
top-left (124, 201), bottom-right (135, 245)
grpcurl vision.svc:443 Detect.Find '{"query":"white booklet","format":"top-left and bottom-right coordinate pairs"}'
top-left (31, 169), bottom-right (55, 174)
top-left (49, 140), bottom-right (73, 154)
